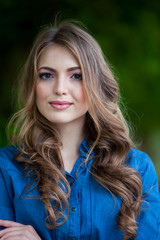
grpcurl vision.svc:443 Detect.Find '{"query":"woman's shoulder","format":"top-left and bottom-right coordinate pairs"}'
top-left (0, 145), bottom-right (20, 171)
top-left (127, 148), bottom-right (153, 166)
top-left (127, 148), bottom-right (158, 182)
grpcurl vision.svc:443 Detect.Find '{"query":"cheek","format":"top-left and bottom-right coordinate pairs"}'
top-left (80, 87), bottom-right (87, 104)
top-left (75, 87), bottom-right (87, 106)
top-left (36, 83), bottom-right (50, 100)
top-left (81, 92), bottom-right (86, 104)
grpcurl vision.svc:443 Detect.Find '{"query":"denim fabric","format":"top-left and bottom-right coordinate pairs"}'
top-left (0, 140), bottom-right (160, 239)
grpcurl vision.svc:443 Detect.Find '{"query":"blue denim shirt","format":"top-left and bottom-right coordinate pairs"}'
top-left (0, 140), bottom-right (160, 239)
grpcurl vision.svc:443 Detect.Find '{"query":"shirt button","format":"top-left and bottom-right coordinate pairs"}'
top-left (71, 207), bottom-right (76, 211)
top-left (70, 182), bottom-right (74, 186)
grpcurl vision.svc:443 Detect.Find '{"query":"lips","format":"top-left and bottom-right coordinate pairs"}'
top-left (49, 101), bottom-right (73, 110)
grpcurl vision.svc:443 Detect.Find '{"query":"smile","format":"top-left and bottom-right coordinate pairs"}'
top-left (49, 101), bottom-right (73, 110)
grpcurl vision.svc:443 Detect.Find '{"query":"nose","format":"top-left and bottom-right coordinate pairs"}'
top-left (54, 75), bottom-right (68, 96)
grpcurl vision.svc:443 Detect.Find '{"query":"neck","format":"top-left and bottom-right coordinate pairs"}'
top-left (54, 119), bottom-right (86, 172)
top-left (55, 120), bottom-right (86, 152)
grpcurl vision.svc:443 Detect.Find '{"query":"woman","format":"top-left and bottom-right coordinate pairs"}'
top-left (0, 21), bottom-right (159, 240)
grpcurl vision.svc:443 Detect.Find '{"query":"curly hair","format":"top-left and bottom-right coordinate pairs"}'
top-left (9, 21), bottom-right (142, 239)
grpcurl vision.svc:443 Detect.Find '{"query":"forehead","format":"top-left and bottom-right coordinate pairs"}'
top-left (38, 44), bottom-right (80, 69)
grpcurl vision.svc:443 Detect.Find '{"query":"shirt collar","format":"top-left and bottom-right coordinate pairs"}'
top-left (65, 140), bottom-right (96, 177)
top-left (79, 139), bottom-right (96, 158)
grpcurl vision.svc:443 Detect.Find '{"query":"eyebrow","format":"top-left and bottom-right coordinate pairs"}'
top-left (38, 66), bottom-right (81, 72)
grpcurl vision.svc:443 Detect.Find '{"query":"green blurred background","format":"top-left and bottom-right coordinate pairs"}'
top-left (0, 0), bottom-right (160, 176)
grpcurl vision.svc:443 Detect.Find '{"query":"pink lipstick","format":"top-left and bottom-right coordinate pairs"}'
top-left (49, 101), bottom-right (72, 110)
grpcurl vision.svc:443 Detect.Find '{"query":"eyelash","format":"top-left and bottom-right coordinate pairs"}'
top-left (39, 73), bottom-right (53, 80)
top-left (39, 72), bottom-right (82, 81)
top-left (71, 73), bottom-right (82, 80)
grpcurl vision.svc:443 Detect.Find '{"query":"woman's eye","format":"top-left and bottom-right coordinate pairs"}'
top-left (71, 73), bottom-right (82, 80)
top-left (39, 73), bottom-right (53, 80)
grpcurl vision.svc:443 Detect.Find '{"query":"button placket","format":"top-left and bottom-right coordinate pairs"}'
top-left (68, 178), bottom-right (80, 239)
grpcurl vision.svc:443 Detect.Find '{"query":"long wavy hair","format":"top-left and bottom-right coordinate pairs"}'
top-left (9, 21), bottom-right (142, 239)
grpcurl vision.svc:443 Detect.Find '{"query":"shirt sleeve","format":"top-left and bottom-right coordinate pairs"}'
top-left (134, 151), bottom-right (160, 240)
top-left (0, 167), bottom-right (15, 230)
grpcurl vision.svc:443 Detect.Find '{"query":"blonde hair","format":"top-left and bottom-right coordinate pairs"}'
top-left (9, 21), bottom-right (142, 239)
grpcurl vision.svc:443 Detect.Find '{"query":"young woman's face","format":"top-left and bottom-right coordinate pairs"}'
top-left (36, 44), bottom-right (88, 127)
